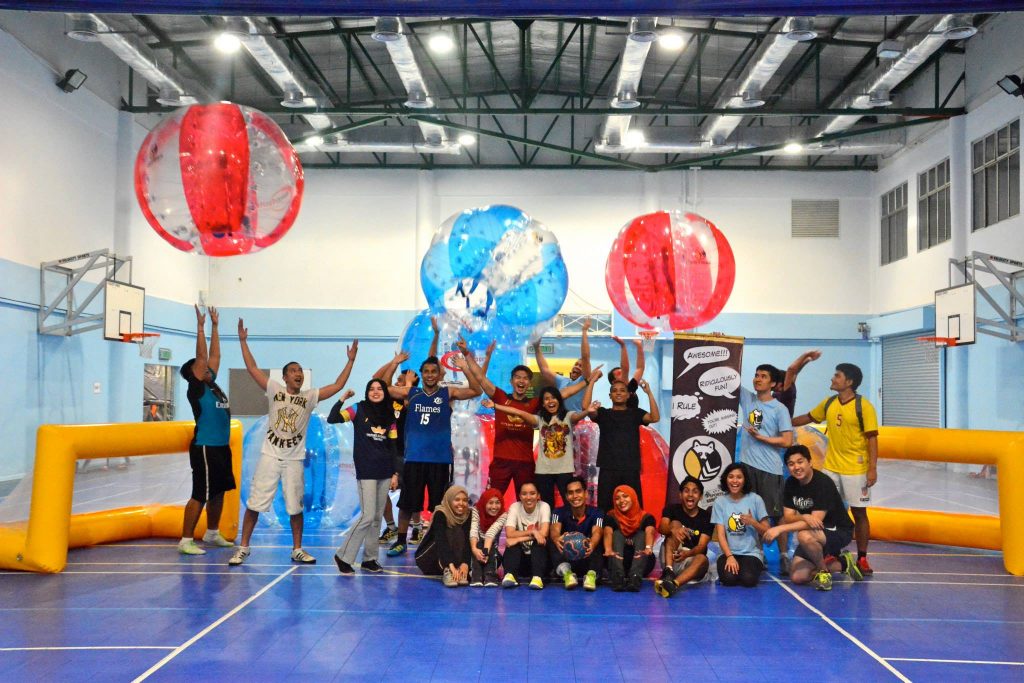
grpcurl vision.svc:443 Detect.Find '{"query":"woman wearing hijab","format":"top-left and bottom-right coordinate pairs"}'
top-left (470, 488), bottom-right (507, 587)
top-left (603, 485), bottom-right (657, 592)
top-left (415, 485), bottom-right (474, 587)
top-left (328, 378), bottom-right (398, 574)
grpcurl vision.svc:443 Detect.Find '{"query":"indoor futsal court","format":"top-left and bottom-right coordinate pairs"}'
top-left (3, 1), bottom-right (1024, 682)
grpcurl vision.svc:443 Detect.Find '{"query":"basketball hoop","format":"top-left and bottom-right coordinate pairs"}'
top-left (121, 332), bottom-right (161, 358)
top-left (638, 329), bottom-right (660, 351)
top-left (917, 336), bottom-right (958, 348)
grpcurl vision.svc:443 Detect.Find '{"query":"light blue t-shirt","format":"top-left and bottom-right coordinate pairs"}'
top-left (737, 387), bottom-right (792, 476)
top-left (711, 492), bottom-right (768, 561)
top-left (555, 374), bottom-right (587, 412)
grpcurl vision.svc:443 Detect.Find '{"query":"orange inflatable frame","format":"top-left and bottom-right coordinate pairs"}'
top-left (0, 421), bottom-right (242, 573)
top-left (873, 426), bottom-right (1024, 576)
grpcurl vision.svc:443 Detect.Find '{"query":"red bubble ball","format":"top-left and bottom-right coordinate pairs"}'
top-left (605, 210), bottom-right (735, 332)
top-left (134, 103), bottom-right (303, 257)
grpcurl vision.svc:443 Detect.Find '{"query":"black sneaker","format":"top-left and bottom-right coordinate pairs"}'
top-left (334, 555), bottom-right (355, 574)
top-left (378, 526), bottom-right (398, 544)
top-left (626, 575), bottom-right (643, 592)
top-left (610, 572), bottom-right (626, 592)
top-left (361, 560), bottom-right (384, 573)
top-left (654, 578), bottom-right (677, 598)
top-left (409, 524), bottom-right (423, 545)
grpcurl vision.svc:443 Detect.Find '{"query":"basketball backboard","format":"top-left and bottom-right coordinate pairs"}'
top-left (103, 281), bottom-right (145, 341)
top-left (934, 282), bottom-right (976, 346)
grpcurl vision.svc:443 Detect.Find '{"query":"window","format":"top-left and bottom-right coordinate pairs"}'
top-left (972, 119), bottom-right (1020, 231)
top-left (881, 182), bottom-right (908, 265)
top-left (917, 159), bottom-right (951, 251)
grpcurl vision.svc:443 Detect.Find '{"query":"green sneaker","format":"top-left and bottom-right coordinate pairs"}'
top-left (563, 571), bottom-right (578, 590)
top-left (202, 531), bottom-right (234, 548)
top-left (841, 551), bottom-right (864, 581)
top-left (813, 570), bottom-right (833, 591)
top-left (178, 539), bottom-right (205, 556)
top-left (386, 541), bottom-right (407, 557)
top-left (502, 573), bottom-right (518, 588)
top-left (529, 576), bottom-right (544, 590)
top-left (583, 570), bottom-right (597, 591)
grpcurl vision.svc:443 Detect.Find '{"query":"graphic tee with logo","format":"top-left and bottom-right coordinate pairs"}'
top-left (783, 471), bottom-right (853, 532)
top-left (737, 387), bottom-right (792, 476)
top-left (710, 492), bottom-right (767, 561)
top-left (262, 380), bottom-right (319, 461)
top-left (535, 412), bottom-right (579, 475)
top-left (493, 388), bottom-right (540, 463)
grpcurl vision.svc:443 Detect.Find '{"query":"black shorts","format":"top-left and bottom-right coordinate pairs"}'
top-left (747, 467), bottom-right (784, 518)
top-left (398, 461), bottom-right (451, 513)
top-left (189, 443), bottom-right (236, 502)
top-left (822, 527), bottom-right (854, 557)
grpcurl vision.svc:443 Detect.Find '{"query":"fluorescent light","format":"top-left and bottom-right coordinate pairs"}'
top-left (428, 30), bottom-right (455, 54)
top-left (305, 135), bottom-right (324, 147)
top-left (457, 133), bottom-right (476, 146)
top-left (783, 141), bottom-right (803, 154)
top-left (624, 130), bottom-right (646, 147)
top-left (658, 28), bottom-right (686, 51)
top-left (214, 32), bottom-right (242, 54)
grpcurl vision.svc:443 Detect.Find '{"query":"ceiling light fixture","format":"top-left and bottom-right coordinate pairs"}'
top-left (305, 135), bottom-right (324, 147)
top-left (214, 32), bottom-right (242, 54)
top-left (783, 141), bottom-right (804, 154)
top-left (624, 129), bottom-right (646, 147)
top-left (658, 27), bottom-right (686, 51)
top-left (457, 132), bottom-right (476, 146)
top-left (428, 29), bottom-right (455, 54)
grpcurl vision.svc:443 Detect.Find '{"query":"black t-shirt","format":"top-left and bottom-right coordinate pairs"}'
top-left (783, 471), bottom-right (853, 531)
top-left (773, 385), bottom-right (796, 417)
top-left (593, 406), bottom-right (648, 470)
top-left (660, 504), bottom-right (714, 550)
top-left (626, 378), bottom-right (640, 409)
top-left (604, 513), bottom-right (656, 537)
top-left (392, 399), bottom-right (407, 458)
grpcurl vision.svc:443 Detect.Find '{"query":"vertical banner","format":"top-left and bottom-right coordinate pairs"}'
top-left (667, 333), bottom-right (744, 509)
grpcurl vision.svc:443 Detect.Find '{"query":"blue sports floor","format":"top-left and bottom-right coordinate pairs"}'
top-left (2, 532), bottom-right (1023, 682)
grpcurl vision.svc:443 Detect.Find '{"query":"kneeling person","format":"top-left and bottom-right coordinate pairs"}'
top-left (549, 476), bottom-right (604, 591)
top-left (655, 476), bottom-right (713, 598)
top-left (763, 446), bottom-right (862, 591)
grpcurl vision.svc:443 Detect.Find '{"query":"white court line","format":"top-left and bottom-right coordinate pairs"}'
top-left (0, 646), bottom-right (175, 652)
top-left (132, 566), bottom-right (297, 682)
top-left (886, 657), bottom-right (1024, 666)
top-left (769, 575), bottom-right (911, 682)
top-left (874, 571), bottom-right (1014, 577)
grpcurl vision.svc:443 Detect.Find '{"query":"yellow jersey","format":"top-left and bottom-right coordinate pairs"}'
top-left (808, 394), bottom-right (879, 475)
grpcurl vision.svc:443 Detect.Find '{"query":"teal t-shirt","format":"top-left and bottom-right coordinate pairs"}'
top-left (711, 491), bottom-right (768, 561)
top-left (737, 387), bottom-right (792, 476)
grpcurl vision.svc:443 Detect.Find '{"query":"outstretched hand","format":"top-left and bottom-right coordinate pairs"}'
top-left (208, 307), bottom-right (219, 325)
top-left (347, 340), bottom-right (359, 361)
top-left (589, 367), bottom-right (604, 383)
top-left (194, 304), bottom-right (206, 326)
top-left (237, 318), bottom-right (248, 342)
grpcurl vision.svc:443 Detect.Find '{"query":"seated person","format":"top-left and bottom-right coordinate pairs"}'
top-left (469, 488), bottom-right (507, 587)
top-left (655, 476), bottom-right (713, 598)
top-left (414, 486), bottom-right (473, 588)
top-left (763, 446), bottom-right (863, 591)
top-left (549, 476), bottom-right (604, 591)
top-left (603, 485), bottom-right (656, 592)
top-left (711, 463), bottom-right (769, 588)
top-left (501, 482), bottom-right (551, 590)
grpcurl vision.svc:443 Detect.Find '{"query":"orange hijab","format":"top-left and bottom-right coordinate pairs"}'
top-left (610, 485), bottom-right (644, 537)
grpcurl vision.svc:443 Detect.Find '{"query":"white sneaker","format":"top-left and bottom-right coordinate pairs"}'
top-left (442, 567), bottom-right (457, 587)
top-left (178, 539), bottom-right (206, 556)
top-left (228, 546), bottom-right (250, 566)
top-left (290, 548), bottom-right (316, 564)
top-left (202, 531), bottom-right (234, 548)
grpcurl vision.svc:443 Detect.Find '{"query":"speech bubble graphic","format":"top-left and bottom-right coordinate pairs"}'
top-left (678, 345), bottom-right (731, 375)
top-left (702, 408), bottom-right (738, 435)
top-left (697, 366), bottom-right (741, 399)
top-left (672, 394), bottom-right (701, 421)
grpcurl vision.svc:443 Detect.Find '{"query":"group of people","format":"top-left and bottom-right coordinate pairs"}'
top-left (177, 306), bottom-right (880, 594)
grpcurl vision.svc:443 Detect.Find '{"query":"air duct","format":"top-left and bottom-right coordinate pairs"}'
top-left (600, 17), bottom-right (659, 148)
top-left (701, 17), bottom-right (812, 145)
top-left (814, 14), bottom-right (974, 137)
top-left (87, 14), bottom-right (207, 105)
top-left (293, 126), bottom-right (462, 154)
top-left (597, 126), bottom-right (905, 157)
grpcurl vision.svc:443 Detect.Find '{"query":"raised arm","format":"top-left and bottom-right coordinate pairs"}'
top-left (640, 379), bottom-right (660, 424)
top-left (558, 364), bottom-right (601, 401)
top-left (428, 315), bottom-right (440, 359)
top-left (632, 338), bottom-right (646, 383)
top-left (613, 336), bottom-right (630, 381)
top-left (580, 316), bottom-right (592, 377)
top-left (456, 338), bottom-right (497, 397)
top-left (374, 350), bottom-right (409, 382)
top-left (791, 413), bottom-right (813, 427)
top-left (581, 367), bottom-right (603, 410)
top-left (190, 305), bottom-right (209, 380)
top-left (207, 307), bottom-right (221, 375)
top-left (480, 340), bottom-right (496, 375)
top-left (449, 352), bottom-right (483, 401)
top-left (783, 349), bottom-right (821, 391)
top-left (569, 402), bottom-right (599, 424)
top-left (237, 318), bottom-right (268, 391)
top-left (316, 340), bottom-right (358, 402)
top-left (492, 402), bottom-right (539, 427)
top-left (534, 338), bottom-right (558, 387)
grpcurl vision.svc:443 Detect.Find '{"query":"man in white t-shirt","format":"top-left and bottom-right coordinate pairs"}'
top-left (229, 318), bottom-right (357, 566)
